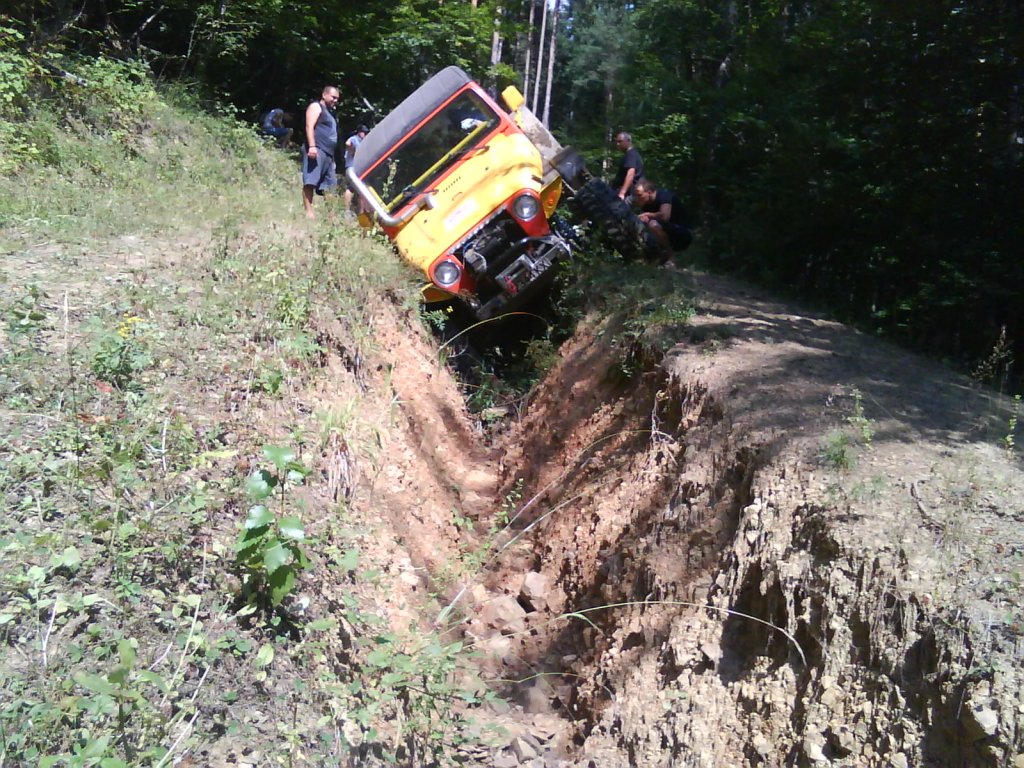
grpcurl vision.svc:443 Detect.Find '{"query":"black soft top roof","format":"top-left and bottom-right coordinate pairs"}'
top-left (352, 66), bottom-right (474, 178)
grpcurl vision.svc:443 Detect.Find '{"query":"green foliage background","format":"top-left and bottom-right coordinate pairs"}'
top-left (3, 0), bottom-right (1023, 372)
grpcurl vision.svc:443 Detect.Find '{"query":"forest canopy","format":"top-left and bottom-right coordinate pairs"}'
top-left (3, 0), bottom-right (1022, 380)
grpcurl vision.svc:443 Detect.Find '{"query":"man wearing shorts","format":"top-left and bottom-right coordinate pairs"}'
top-left (302, 85), bottom-right (340, 220)
top-left (634, 178), bottom-right (693, 263)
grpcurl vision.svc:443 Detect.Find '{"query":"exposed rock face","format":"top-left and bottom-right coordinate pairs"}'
top-left (357, 269), bottom-right (1022, 767)
top-left (489, 273), bottom-right (1024, 767)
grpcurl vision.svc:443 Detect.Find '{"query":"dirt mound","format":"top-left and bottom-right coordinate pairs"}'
top-left (366, 267), bottom-right (1023, 766)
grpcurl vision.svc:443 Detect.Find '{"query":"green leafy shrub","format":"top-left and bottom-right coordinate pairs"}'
top-left (60, 57), bottom-right (155, 136)
top-left (819, 388), bottom-right (875, 471)
top-left (846, 388), bottom-right (874, 445)
top-left (5, 283), bottom-right (48, 338)
top-left (353, 633), bottom-right (489, 760)
top-left (235, 446), bottom-right (311, 610)
top-left (819, 430), bottom-right (855, 471)
top-left (0, 25), bottom-right (33, 117)
top-left (90, 315), bottom-right (151, 390)
top-left (0, 25), bottom-right (46, 171)
top-left (524, 337), bottom-right (559, 376)
top-left (253, 364), bottom-right (285, 396)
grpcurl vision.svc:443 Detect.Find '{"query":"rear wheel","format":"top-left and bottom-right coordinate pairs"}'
top-left (573, 179), bottom-right (660, 262)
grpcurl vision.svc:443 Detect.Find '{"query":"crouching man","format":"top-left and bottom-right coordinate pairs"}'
top-left (634, 178), bottom-right (693, 263)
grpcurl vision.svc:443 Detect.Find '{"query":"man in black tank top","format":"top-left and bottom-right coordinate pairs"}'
top-left (301, 85), bottom-right (340, 220)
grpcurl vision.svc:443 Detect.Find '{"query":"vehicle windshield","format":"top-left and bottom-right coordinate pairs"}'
top-left (365, 90), bottom-right (500, 212)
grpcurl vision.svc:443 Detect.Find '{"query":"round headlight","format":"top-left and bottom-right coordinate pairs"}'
top-left (434, 259), bottom-right (462, 288)
top-left (512, 193), bottom-right (540, 221)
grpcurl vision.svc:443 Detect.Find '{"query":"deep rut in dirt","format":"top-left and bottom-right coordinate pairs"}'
top-left (487, 320), bottom-right (766, 749)
top-left (477, 274), bottom-right (1021, 768)
top-left (316, 274), bottom-right (1024, 767)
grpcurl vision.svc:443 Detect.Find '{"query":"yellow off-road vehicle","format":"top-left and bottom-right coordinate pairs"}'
top-left (348, 66), bottom-right (655, 320)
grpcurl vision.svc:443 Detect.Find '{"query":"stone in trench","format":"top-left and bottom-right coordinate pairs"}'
top-left (398, 569), bottom-right (421, 588)
top-left (819, 686), bottom-right (843, 710)
top-left (826, 725), bottom-right (858, 757)
top-left (510, 735), bottom-right (539, 761)
top-left (520, 571), bottom-right (550, 611)
top-left (486, 696), bottom-right (512, 715)
top-left (752, 734), bottom-right (772, 757)
top-left (802, 735), bottom-right (828, 763)
top-left (470, 583), bottom-right (490, 604)
top-left (961, 703), bottom-right (999, 741)
top-left (521, 680), bottom-right (553, 714)
top-left (699, 640), bottom-right (722, 665)
top-left (480, 594), bottom-right (528, 635)
top-left (481, 633), bottom-right (512, 661)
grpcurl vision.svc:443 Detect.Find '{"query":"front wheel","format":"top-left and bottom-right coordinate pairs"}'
top-left (572, 179), bottom-right (660, 262)
top-left (436, 304), bottom-right (484, 381)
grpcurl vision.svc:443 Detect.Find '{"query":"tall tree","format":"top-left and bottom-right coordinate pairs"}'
top-left (521, 0), bottom-right (536, 96)
top-left (541, 0), bottom-right (560, 125)
top-left (530, 0), bottom-right (549, 112)
top-left (560, 1), bottom-right (641, 161)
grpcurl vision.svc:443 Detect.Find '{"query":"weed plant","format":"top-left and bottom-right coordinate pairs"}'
top-left (1006, 395), bottom-right (1021, 455)
top-left (970, 326), bottom-right (1022, 454)
top-left (818, 387), bottom-right (876, 471)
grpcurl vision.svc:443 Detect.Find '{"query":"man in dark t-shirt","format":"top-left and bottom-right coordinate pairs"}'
top-left (612, 131), bottom-right (644, 202)
top-left (634, 178), bottom-right (693, 262)
top-left (261, 108), bottom-right (293, 148)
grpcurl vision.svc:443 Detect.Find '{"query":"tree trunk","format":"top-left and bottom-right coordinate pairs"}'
top-left (522, 0), bottom-right (535, 94)
top-left (531, 0), bottom-right (549, 112)
top-left (602, 88), bottom-right (614, 176)
top-left (541, 0), bottom-right (559, 126)
top-left (490, 5), bottom-right (503, 71)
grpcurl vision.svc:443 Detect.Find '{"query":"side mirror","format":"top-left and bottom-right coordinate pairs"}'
top-left (501, 85), bottom-right (525, 113)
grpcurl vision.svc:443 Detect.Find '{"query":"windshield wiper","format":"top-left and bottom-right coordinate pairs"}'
top-left (450, 144), bottom-right (490, 163)
top-left (392, 184), bottom-right (420, 210)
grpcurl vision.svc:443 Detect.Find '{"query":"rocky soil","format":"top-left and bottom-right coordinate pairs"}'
top-left (352, 267), bottom-right (1024, 767)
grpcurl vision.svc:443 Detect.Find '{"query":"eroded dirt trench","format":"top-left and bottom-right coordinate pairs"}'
top-left (318, 271), bottom-right (1024, 767)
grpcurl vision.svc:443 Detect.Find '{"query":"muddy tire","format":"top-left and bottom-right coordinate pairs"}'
top-left (573, 179), bottom-right (660, 262)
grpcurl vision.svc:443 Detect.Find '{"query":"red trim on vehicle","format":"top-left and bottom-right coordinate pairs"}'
top-left (505, 190), bottom-right (550, 238)
top-left (428, 254), bottom-right (475, 295)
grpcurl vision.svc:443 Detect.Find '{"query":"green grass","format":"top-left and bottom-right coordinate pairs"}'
top-left (0, 65), bottom-right (290, 246)
top-left (0, 56), bottom-right (492, 767)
